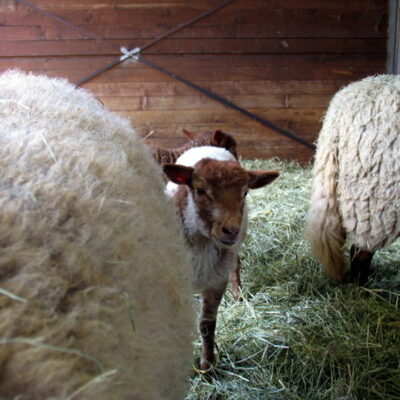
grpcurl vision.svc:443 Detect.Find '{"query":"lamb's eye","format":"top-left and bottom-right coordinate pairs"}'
top-left (196, 188), bottom-right (206, 195)
top-left (243, 190), bottom-right (249, 198)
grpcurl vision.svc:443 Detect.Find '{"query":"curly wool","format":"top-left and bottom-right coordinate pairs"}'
top-left (306, 74), bottom-right (400, 282)
top-left (0, 71), bottom-right (194, 399)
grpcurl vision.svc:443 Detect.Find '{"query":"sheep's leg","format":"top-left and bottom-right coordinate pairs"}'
top-left (350, 245), bottom-right (374, 285)
top-left (199, 283), bottom-right (227, 370)
top-left (229, 255), bottom-right (241, 301)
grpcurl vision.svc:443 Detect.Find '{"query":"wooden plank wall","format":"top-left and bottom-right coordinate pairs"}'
top-left (0, 0), bottom-right (388, 163)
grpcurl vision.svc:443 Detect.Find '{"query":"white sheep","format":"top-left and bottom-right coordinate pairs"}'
top-left (0, 70), bottom-right (194, 399)
top-left (306, 74), bottom-right (400, 284)
top-left (163, 146), bottom-right (279, 369)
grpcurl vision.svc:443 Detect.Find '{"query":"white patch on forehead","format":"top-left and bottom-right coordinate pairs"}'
top-left (165, 146), bottom-right (237, 194)
top-left (175, 146), bottom-right (236, 167)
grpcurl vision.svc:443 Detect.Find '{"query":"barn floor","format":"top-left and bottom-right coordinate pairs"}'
top-left (186, 158), bottom-right (400, 400)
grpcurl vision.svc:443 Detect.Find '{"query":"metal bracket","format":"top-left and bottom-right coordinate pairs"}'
top-left (120, 47), bottom-right (141, 62)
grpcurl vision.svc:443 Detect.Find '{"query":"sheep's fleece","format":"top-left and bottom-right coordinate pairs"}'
top-left (306, 74), bottom-right (400, 281)
top-left (0, 71), bottom-right (194, 399)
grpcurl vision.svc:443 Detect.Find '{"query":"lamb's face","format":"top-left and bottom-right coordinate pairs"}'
top-left (164, 158), bottom-right (279, 248)
top-left (189, 159), bottom-right (248, 248)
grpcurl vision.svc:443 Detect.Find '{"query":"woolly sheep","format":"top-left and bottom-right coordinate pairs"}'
top-left (306, 74), bottom-right (400, 284)
top-left (0, 71), bottom-right (194, 399)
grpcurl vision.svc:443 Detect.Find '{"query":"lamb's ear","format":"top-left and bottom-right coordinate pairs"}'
top-left (211, 130), bottom-right (226, 145)
top-left (212, 130), bottom-right (238, 158)
top-left (163, 164), bottom-right (194, 185)
top-left (182, 129), bottom-right (197, 140)
top-left (247, 170), bottom-right (279, 189)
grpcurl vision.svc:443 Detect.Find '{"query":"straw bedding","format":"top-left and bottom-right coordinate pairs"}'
top-left (187, 159), bottom-right (400, 400)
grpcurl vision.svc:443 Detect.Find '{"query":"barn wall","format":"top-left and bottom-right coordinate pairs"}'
top-left (0, 0), bottom-right (388, 162)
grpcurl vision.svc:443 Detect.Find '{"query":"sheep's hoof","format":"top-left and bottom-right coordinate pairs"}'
top-left (349, 246), bottom-right (373, 286)
top-left (349, 269), bottom-right (371, 286)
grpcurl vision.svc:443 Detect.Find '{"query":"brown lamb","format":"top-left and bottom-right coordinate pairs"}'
top-left (151, 129), bottom-right (242, 298)
top-left (164, 146), bottom-right (279, 370)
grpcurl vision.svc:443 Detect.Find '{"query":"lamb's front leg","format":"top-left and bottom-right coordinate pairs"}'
top-left (229, 255), bottom-right (241, 300)
top-left (199, 283), bottom-right (227, 370)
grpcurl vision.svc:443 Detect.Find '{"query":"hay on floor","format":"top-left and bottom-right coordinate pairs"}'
top-left (187, 158), bottom-right (400, 400)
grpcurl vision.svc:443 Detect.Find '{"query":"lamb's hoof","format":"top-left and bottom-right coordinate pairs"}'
top-left (230, 287), bottom-right (243, 302)
top-left (199, 355), bottom-right (215, 372)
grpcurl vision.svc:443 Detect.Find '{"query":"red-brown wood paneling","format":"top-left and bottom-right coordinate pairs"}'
top-left (0, 0), bottom-right (389, 163)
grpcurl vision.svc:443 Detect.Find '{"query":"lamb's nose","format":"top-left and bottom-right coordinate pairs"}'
top-left (222, 227), bottom-right (239, 241)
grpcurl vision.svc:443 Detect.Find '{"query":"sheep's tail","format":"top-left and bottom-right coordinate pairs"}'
top-left (306, 122), bottom-right (345, 283)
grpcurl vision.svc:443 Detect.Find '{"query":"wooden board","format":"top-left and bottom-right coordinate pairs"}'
top-left (0, 0), bottom-right (389, 162)
top-left (0, 38), bottom-right (386, 56)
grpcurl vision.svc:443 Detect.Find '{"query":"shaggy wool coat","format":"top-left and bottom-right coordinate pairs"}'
top-left (306, 74), bottom-right (400, 281)
top-left (0, 71), bottom-right (194, 400)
